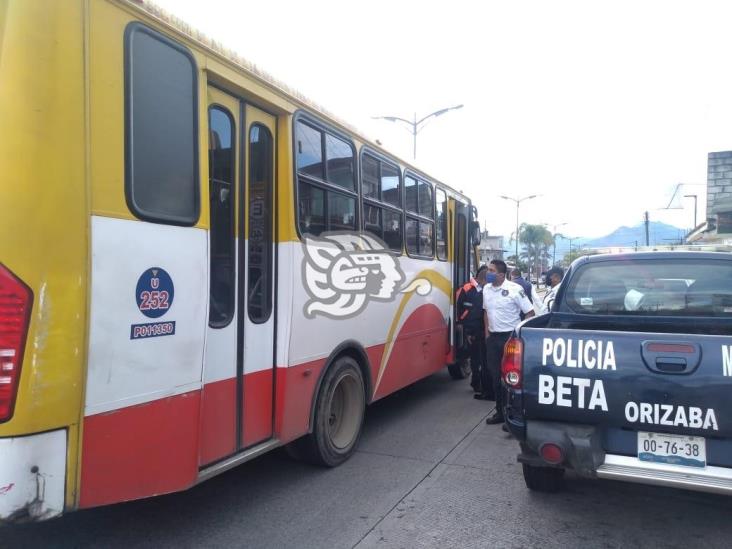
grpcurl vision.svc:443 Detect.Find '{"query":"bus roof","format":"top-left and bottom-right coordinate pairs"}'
top-left (122, 0), bottom-right (471, 203)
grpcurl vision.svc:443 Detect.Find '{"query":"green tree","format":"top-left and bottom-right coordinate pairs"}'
top-left (515, 223), bottom-right (553, 280)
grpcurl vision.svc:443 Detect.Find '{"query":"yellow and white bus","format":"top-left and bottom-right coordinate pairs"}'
top-left (0, 0), bottom-right (479, 521)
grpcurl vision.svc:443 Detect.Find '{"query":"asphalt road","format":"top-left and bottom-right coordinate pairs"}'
top-left (5, 370), bottom-right (732, 548)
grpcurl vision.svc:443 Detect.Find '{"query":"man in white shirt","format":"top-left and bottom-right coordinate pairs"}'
top-left (538, 267), bottom-right (564, 315)
top-left (482, 259), bottom-right (535, 425)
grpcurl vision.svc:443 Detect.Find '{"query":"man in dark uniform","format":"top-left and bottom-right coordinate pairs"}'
top-left (510, 268), bottom-right (533, 320)
top-left (510, 268), bottom-right (533, 303)
top-left (456, 265), bottom-right (489, 396)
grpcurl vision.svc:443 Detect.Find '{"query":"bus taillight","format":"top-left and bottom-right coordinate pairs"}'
top-left (0, 264), bottom-right (32, 422)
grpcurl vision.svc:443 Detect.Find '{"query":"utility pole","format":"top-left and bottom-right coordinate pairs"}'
top-left (644, 211), bottom-right (650, 246)
top-left (500, 194), bottom-right (538, 262)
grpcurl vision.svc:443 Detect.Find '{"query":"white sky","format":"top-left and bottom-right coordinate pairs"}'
top-left (153, 0), bottom-right (731, 240)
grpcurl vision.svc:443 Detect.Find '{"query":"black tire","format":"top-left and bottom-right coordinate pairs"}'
top-left (285, 356), bottom-right (366, 467)
top-left (448, 358), bottom-right (471, 380)
top-left (522, 464), bottom-right (565, 493)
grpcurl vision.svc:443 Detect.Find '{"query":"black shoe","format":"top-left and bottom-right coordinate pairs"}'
top-left (485, 414), bottom-right (505, 425)
top-left (501, 424), bottom-right (509, 433)
top-left (473, 393), bottom-right (490, 401)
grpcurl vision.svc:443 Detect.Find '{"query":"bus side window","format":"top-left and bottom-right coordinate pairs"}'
top-left (361, 152), bottom-right (402, 253)
top-left (208, 107), bottom-right (236, 328)
top-left (296, 119), bottom-right (357, 236)
top-left (248, 125), bottom-right (274, 324)
top-left (124, 23), bottom-right (199, 225)
top-left (405, 175), bottom-right (435, 258)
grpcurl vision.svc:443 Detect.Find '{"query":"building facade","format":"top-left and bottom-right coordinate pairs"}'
top-left (478, 231), bottom-right (504, 265)
top-left (688, 151), bottom-right (732, 244)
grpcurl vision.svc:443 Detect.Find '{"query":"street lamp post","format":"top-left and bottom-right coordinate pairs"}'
top-left (372, 105), bottom-right (464, 160)
top-left (684, 194), bottom-right (698, 229)
top-left (557, 235), bottom-right (576, 265)
top-left (500, 194), bottom-right (538, 263)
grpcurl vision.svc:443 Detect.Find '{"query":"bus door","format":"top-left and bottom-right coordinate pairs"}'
top-left (452, 200), bottom-right (469, 350)
top-left (453, 200), bottom-right (469, 293)
top-left (200, 89), bottom-right (276, 466)
top-left (239, 105), bottom-right (276, 449)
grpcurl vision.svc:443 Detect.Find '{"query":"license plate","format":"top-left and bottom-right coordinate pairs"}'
top-left (637, 431), bottom-right (706, 468)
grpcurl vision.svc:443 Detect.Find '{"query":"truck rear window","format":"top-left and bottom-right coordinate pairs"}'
top-left (563, 258), bottom-right (732, 316)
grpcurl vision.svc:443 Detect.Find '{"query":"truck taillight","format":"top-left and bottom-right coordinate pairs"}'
top-left (501, 337), bottom-right (523, 389)
top-left (0, 264), bottom-right (32, 422)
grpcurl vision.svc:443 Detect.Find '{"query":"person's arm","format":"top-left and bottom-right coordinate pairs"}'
top-left (484, 309), bottom-right (490, 338)
top-left (518, 291), bottom-right (534, 317)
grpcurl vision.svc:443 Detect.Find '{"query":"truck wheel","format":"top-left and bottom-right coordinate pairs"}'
top-left (448, 358), bottom-right (471, 380)
top-left (522, 464), bottom-right (565, 492)
top-left (286, 356), bottom-right (366, 467)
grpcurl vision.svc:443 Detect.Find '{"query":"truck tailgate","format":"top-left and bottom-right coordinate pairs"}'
top-left (521, 327), bottom-right (732, 438)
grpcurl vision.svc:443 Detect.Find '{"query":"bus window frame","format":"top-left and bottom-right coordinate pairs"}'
top-left (358, 147), bottom-right (404, 255)
top-left (435, 186), bottom-right (448, 262)
top-left (247, 123), bottom-right (275, 325)
top-left (403, 170), bottom-right (436, 260)
top-left (124, 22), bottom-right (200, 226)
top-left (293, 112), bottom-right (359, 239)
top-left (207, 104), bottom-right (237, 329)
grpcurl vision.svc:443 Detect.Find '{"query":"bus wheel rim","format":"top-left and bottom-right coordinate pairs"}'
top-left (327, 371), bottom-right (363, 450)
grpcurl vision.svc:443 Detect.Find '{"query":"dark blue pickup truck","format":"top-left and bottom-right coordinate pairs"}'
top-left (503, 252), bottom-right (732, 494)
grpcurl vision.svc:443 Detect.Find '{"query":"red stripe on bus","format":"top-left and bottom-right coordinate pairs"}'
top-left (79, 390), bottom-right (200, 508)
top-left (373, 304), bottom-right (448, 401)
top-left (242, 369), bottom-right (274, 448)
top-left (79, 305), bottom-right (450, 506)
top-left (274, 359), bottom-right (326, 444)
top-left (199, 377), bottom-right (237, 466)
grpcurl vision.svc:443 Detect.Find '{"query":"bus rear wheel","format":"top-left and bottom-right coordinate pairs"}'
top-left (287, 356), bottom-right (366, 467)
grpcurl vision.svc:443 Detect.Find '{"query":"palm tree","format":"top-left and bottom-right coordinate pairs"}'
top-left (517, 223), bottom-right (553, 281)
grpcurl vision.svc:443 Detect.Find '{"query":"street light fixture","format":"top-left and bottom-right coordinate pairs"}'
top-left (372, 104), bottom-right (464, 159)
top-left (500, 194), bottom-right (538, 262)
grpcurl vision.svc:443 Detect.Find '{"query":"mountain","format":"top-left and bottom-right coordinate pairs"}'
top-left (553, 221), bottom-right (686, 257)
top-left (584, 221), bottom-right (686, 248)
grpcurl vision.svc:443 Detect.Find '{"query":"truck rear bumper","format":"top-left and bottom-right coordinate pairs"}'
top-left (0, 429), bottom-right (67, 523)
top-left (598, 454), bottom-right (732, 496)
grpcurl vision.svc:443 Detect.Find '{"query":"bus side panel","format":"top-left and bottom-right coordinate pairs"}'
top-left (79, 391), bottom-right (200, 508)
top-left (80, 217), bottom-right (207, 507)
top-left (276, 244), bottom-right (451, 441)
top-left (274, 360), bottom-right (325, 444)
top-left (371, 304), bottom-right (449, 401)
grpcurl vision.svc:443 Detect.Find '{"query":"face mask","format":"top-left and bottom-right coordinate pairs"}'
top-left (485, 272), bottom-right (497, 284)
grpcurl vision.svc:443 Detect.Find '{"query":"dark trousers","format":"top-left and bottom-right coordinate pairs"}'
top-left (485, 332), bottom-right (512, 418)
top-left (467, 333), bottom-right (488, 395)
